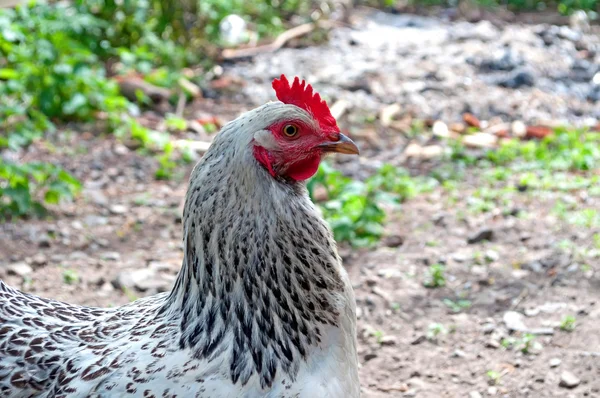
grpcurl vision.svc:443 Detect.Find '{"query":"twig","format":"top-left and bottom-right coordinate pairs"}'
top-left (222, 23), bottom-right (317, 60)
top-left (175, 90), bottom-right (186, 118)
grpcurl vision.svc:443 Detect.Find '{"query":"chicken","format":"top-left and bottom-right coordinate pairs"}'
top-left (0, 75), bottom-right (360, 398)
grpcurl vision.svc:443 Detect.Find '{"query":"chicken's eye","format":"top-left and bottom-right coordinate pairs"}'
top-left (282, 124), bottom-right (299, 138)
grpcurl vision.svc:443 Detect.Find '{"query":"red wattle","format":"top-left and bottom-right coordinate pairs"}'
top-left (286, 154), bottom-right (321, 181)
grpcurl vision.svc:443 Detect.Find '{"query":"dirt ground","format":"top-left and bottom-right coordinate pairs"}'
top-left (1, 7), bottom-right (600, 398)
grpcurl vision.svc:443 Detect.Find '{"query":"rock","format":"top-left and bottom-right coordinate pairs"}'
top-left (38, 236), bottom-right (51, 248)
top-left (6, 262), bottom-right (33, 277)
top-left (452, 349), bottom-right (466, 358)
top-left (487, 386), bottom-right (498, 395)
top-left (112, 268), bottom-right (171, 293)
top-left (497, 69), bottom-right (535, 89)
top-left (86, 190), bottom-right (108, 206)
top-left (468, 228), bottom-right (494, 244)
top-left (109, 204), bottom-right (128, 215)
top-left (486, 339), bottom-right (500, 349)
top-left (114, 143), bottom-right (129, 155)
top-left (485, 250), bottom-right (499, 262)
top-left (432, 121), bottom-right (450, 138)
top-left (378, 268), bottom-right (403, 279)
top-left (383, 234), bottom-right (404, 248)
top-left (101, 252), bottom-right (121, 261)
top-left (411, 335), bottom-right (426, 345)
top-left (550, 358), bottom-right (562, 368)
top-left (469, 391), bottom-right (483, 398)
top-left (559, 371), bottom-right (580, 389)
top-left (481, 323), bottom-right (496, 334)
top-left (363, 352), bottom-right (377, 362)
top-left (463, 132), bottom-right (497, 149)
top-left (31, 253), bottom-right (47, 267)
top-left (84, 215), bottom-right (108, 227)
top-left (511, 121), bottom-right (527, 138)
top-left (380, 335), bottom-right (398, 346)
top-left (503, 311), bottom-right (527, 332)
top-left (380, 103), bottom-right (402, 127)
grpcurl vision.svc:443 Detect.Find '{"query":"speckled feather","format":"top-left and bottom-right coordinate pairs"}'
top-left (0, 100), bottom-right (359, 397)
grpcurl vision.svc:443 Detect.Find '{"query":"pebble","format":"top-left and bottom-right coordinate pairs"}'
top-left (109, 204), bottom-right (128, 215)
top-left (485, 250), bottom-right (499, 262)
top-left (559, 371), bottom-right (581, 389)
top-left (486, 339), bottom-right (500, 349)
top-left (549, 358), bottom-right (562, 368)
top-left (101, 252), bottom-right (121, 261)
top-left (469, 391), bottom-right (483, 398)
top-left (468, 228), bottom-right (494, 244)
top-left (503, 311), bottom-right (527, 332)
top-left (379, 335), bottom-right (398, 346)
top-left (487, 386), bottom-right (498, 395)
top-left (38, 236), bottom-right (51, 248)
top-left (6, 262), bottom-right (33, 277)
top-left (30, 253), bottom-right (47, 267)
top-left (452, 349), bottom-right (466, 358)
top-left (112, 268), bottom-right (171, 293)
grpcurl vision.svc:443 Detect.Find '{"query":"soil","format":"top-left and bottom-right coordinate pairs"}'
top-left (1, 7), bottom-right (599, 398)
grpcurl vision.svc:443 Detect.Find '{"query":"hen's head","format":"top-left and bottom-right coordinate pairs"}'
top-left (250, 75), bottom-right (359, 181)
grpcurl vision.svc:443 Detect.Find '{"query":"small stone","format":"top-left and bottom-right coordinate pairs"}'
top-left (411, 335), bottom-right (426, 345)
top-left (481, 323), bottom-right (496, 334)
top-left (463, 132), bottom-right (498, 149)
top-left (452, 252), bottom-right (468, 263)
top-left (31, 253), bottom-right (47, 267)
top-left (38, 236), bottom-right (51, 248)
top-left (468, 228), bottom-right (494, 244)
top-left (432, 121), bottom-right (450, 138)
top-left (356, 306), bottom-right (363, 319)
top-left (550, 358), bottom-right (562, 368)
top-left (6, 262), bottom-right (33, 277)
top-left (487, 386), bottom-right (498, 395)
top-left (363, 353), bottom-right (377, 362)
top-left (559, 371), bottom-right (580, 389)
top-left (380, 335), bottom-right (397, 346)
top-left (71, 220), bottom-right (84, 230)
top-left (84, 215), bottom-right (108, 227)
top-left (109, 204), bottom-right (128, 215)
top-left (114, 143), bottom-right (129, 155)
top-left (486, 339), bottom-right (500, 349)
top-left (511, 121), bottom-right (527, 138)
top-left (452, 349), bottom-right (466, 358)
top-left (485, 250), bottom-right (499, 262)
top-left (365, 277), bottom-right (378, 287)
top-left (469, 391), bottom-right (483, 398)
top-left (101, 252), bottom-right (121, 261)
top-left (383, 234), bottom-right (404, 248)
top-left (503, 311), bottom-right (527, 332)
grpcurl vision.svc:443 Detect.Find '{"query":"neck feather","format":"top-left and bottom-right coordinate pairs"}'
top-left (161, 124), bottom-right (347, 388)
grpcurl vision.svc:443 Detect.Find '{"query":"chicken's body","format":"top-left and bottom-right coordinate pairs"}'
top-left (0, 78), bottom-right (359, 397)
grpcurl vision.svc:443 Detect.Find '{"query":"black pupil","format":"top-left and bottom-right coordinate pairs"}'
top-left (285, 125), bottom-right (296, 136)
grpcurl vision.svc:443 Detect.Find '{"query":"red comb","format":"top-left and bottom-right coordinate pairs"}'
top-left (272, 75), bottom-right (338, 134)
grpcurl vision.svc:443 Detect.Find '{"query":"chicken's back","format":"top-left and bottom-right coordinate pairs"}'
top-left (0, 281), bottom-right (167, 397)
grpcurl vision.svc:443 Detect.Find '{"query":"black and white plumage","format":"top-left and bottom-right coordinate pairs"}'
top-left (0, 76), bottom-right (360, 397)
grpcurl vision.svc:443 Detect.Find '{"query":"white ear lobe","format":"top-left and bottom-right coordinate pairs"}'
top-left (254, 129), bottom-right (279, 150)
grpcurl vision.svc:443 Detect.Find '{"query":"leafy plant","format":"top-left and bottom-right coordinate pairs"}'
top-left (427, 322), bottom-right (447, 341)
top-left (560, 315), bottom-right (576, 332)
top-left (424, 263), bottom-right (446, 288)
top-left (309, 163), bottom-right (386, 247)
top-left (443, 298), bottom-right (472, 313)
top-left (62, 269), bottom-right (80, 285)
top-left (0, 160), bottom-right (81, 219)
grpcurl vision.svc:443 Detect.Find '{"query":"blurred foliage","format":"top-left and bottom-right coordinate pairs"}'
top-left (0, 161), bottom-right (81, 219)
top-left (309, 163), bottom-right (437, 247)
